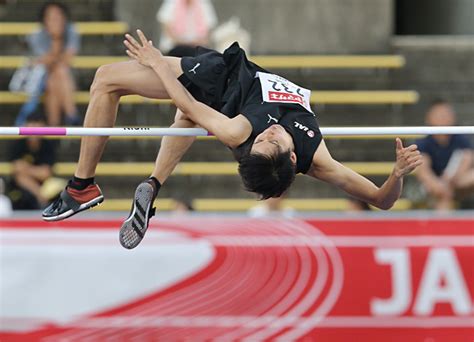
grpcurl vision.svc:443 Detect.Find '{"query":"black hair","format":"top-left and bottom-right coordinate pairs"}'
top-left (173, 197), bottom-right (195, 211)
top-left (39, 1), bottom-right (70, 23)
top-left (429, 98), bottom-right (450, 108)
top-left (238, 150), bottom-right (296, 200)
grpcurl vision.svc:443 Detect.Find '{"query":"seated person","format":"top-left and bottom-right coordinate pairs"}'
top-left (8, 113), bottom-right (58, 209)
top-left (415, 100), bottom-right (473, 210)
top-left (248, 196), bottom-right (295, 218)
top-left (156, 0), bottom-right (217, 57)
top-left (347, 197), bottom-right (372, 212)
top-left (171, 196), bottom-right (195, 215)
top-left (27, 1), bottom-right (81, 126)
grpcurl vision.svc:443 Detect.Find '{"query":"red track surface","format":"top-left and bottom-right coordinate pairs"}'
top-left (1, 218), bottom-right (473, 341)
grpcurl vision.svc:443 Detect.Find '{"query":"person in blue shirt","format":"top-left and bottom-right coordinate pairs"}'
top-left (25, 1), bottom-right (81, 126)
top-left (415, 100), bottom-right (473, 210)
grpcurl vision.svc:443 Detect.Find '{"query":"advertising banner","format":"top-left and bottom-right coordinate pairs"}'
top-left (1, 217), bottom-right (472, 341)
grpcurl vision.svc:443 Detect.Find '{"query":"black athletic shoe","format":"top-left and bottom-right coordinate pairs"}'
top-left (42, 184), bottom-right (104, 221)
top-left (119, 180), bottom-right (157, 249)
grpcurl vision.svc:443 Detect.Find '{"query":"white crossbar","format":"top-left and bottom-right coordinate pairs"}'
top-left (0, 126), bottom-right (472, 137)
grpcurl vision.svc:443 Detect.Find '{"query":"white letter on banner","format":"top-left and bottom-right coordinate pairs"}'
top-left (414, 248), bottom-right (471, 315)
top-left (371, 248), bottom-right (411, 315)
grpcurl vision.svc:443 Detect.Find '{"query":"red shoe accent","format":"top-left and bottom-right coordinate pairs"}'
top-left (67, 184), bottom-right (102, 204)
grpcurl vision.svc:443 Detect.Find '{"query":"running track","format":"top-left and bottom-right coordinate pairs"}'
top-left (1, 217), bottom-right (473, 341)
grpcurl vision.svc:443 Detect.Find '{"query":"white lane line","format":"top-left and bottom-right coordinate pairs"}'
top-left (277, 221), bottom-right (346, 340)
top-left (154, 244), bottom-right (260, 341)
top-left (3, 231), bottom-right (473, 247)
top-left (52, 315), bottom-right (474, 328)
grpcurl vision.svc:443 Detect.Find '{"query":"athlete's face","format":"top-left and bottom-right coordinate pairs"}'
top-left (250, 124), bottom-right (296, 161)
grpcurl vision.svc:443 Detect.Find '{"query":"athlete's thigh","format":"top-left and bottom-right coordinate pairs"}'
top-left (101, 57), bottom-right (183, 99)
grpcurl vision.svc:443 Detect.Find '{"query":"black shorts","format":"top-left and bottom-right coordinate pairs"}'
top-left (178, 47), bottom-right (228, 110)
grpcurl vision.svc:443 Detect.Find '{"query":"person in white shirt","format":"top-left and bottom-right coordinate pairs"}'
top-left (156, 0), bottom-right (217, 57)
top-left (248, 197), bottom-right (296, 218)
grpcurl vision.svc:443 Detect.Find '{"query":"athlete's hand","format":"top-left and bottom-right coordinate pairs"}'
top-left (393, 138), bottom-right (423, 178)
top-left (124, 29), bottom-right (163, 68)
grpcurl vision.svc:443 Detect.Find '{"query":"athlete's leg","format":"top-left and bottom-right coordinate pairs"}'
top-left (151, 110), bottom-right (197, 184)
top-left (42, 57), bottom-right (184, 221)
top-left (119, 109), bottom-right (197, 249)
top-left (75, 57), bottom-right (182, 179)
top-left (120, 110), bottom-right (198, 248)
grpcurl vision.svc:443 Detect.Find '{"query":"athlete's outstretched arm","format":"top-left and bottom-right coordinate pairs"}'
top-left (124, 30), bottom-right (250, 148)
top-left (307, 139), bottom-right (422, 210)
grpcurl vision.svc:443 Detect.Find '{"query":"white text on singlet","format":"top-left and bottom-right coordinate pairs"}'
top-left (256, 72), bottom-right (313, 113)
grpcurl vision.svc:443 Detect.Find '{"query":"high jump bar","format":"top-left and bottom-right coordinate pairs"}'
top-left (0, 126), bottom-right (473, 137)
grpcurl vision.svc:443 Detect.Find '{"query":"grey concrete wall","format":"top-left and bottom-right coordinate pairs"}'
top-left (114, 0), bottom-right (163, 45)
top-left (115, 0), bottom-right (394, 54)
top-left (0, 0), bottom-right (116, 21)
top-left (390, 36), bottom-right (474, 126)
top-left (449, 0), bottom-right (474, 34)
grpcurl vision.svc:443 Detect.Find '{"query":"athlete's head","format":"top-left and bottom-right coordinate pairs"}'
top-left (238, 125), bottom-right (297, 199)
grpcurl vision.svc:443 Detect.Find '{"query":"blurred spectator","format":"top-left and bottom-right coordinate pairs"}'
top-left (13, 1), bottom-right (81, 126)
top-left (212, 17), bottom-right (251, 53)
top-left (248, 196), bottom-right (295, 218)
top-left (415, 100), bottom-right (473, 210)
top-left (7, 113), bottom-right (59, 210)
top-left (171, 196), bottom-right (195, 215)
top-left (347, 197), bottom-right (372, 212)
top-left (0, 178), bottom-right (13, 218)
top-left (156, 0), bottom-right (217, 57)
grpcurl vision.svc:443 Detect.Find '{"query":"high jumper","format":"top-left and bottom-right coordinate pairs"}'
top-left (42, 30), bottom-right (423, 248)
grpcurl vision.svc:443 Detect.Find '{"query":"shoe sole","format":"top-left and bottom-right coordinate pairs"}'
top-left (42, 196), bottom-right (104, 222)
top-left (119, 182), bottom-right (154, 249)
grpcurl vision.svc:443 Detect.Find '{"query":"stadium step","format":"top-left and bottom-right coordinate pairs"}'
top-left (0, 161), bottom-right (396, 177)
top-left (0, 55), bottom-right (405, 69)
top-left (0, 90), bottom-right (419, 105)
top-left (94, 197), bottom-right (413, 212)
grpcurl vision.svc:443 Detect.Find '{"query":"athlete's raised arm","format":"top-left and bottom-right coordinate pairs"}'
top-left (307, 138), bottom-right (422, 210)
top-left (124, 30), bottom-right (250, 148)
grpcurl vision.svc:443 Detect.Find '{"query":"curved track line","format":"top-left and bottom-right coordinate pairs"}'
top-left (276, 220), bottom-right (345, 341)
top-left (244, 245), bottom-right (327, 341)
top-left (37, 219), bottom-right (345, 341)
top-left (155, 245), bottom-right (258, 341)
top-left (124, 246), bottom-right (237, 315)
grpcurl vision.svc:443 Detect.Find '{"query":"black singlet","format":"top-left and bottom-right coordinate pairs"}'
top-left (178, 43), bottom-right (322, 174)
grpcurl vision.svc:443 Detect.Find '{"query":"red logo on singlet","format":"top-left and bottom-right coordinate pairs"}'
top-left (268, 91), bottom-right (304, 105)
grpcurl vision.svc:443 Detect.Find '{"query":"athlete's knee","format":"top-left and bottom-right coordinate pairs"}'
top-left (90, 64), bottom-right (118, 95)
